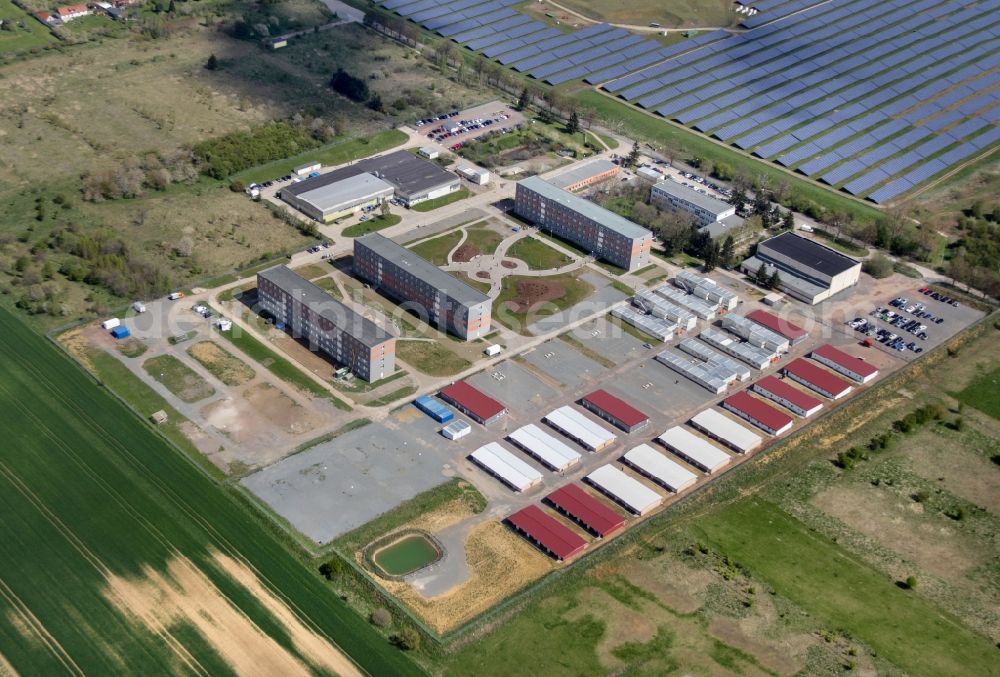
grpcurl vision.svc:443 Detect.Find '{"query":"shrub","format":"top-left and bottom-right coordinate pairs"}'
top-left (369, 608), bottom-right (392, 628)
top-left (393, 626), bottom-right (420, 651)
top-left (330, 68), bottom-right (369, 102)
top-left (318, 557), bottom-right (344, 580)
top-left (862, 253), bottom-right (894, 279)
top-left (905, 575), bottom-right (918, 590)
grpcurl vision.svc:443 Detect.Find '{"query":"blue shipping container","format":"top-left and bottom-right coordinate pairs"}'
top-left (414, 395), bottom-right (454, 423)
top-left (110, 326), bottom-right (131, 339)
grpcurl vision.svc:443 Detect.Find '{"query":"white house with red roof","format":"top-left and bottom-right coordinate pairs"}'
top-left (57, 4), bottom-right (91, 21)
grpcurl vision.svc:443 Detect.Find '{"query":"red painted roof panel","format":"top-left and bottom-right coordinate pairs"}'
top-left (546, 483), bottom-right (626, 538)
top-left (754, 375), bottom-right (824, 412)
top-left (784, 358), bottom-right (853, 397)
top-left (812, 344), bottom-right (878, 378)
top-left (507, 505), bottom-right (587, 560)
top-left (747, 309), bottom-right (808, 341)
top-left (581, 389), bottom-right (648, 427)
top-left (439, 380), bottom-right (506, 421)
top-left (724, 390), bottom-right (794, 431)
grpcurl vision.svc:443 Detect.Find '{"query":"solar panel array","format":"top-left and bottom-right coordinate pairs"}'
top-left (604, 0), bottom-right (1000, 204)
top-left (378, 0), bottom-right (728, 87)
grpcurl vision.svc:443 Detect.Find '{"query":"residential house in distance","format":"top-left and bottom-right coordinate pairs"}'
top-left (354, 233), bottom-right (492, 341)
top-left (514, 175), bottom-right (652, 271)
top-left (256, 266), bottom-right (395, 382)
top-left (57, 4), bottom-right (91, 21)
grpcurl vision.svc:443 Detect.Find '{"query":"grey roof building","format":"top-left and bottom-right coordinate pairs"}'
top-left (354, 234), bottom-right (493, 340)
top-left (280, 150), bottom-right (460, 218)
top-left (256, 266), bottom-right (395, 381)
top-left (283, 173), bottom-right (395, 223)
top-left (650, 179), bottom-right (736, 226)
top-left (514, 176), bottom-right (652, 271)
top-left (741, 232), bottom-right (861, 304)
top-left (547, 159), bottom-right (619, 191)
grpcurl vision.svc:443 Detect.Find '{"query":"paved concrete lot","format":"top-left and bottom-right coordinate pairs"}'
top-left (521, 337), bottom-right (611, 390)
top-left (566, 317), bottom-right (646, 364)
top-left (528, 270), bottom-right (628, 335)
top-left (241, 407), bottom-right (454, 544)
top-left (466, 360), bottom-right (560, 423)
top-left (612, 357), bottom-right (718, 425)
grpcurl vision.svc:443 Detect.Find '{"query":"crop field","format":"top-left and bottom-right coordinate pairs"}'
top-left (439, 320), bottom-right (1000, 674)
top-left (0, 307), bottom-right (420, 675)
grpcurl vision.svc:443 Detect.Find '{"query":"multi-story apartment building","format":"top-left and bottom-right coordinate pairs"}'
top-left (257, 266), bottom-right (395, 382)
top-left (514, 176), bottom-right (652, 271)
top-left (353, 234), bottom-right (492, 340)
top-left (650, 179), bottom-right (736, 226)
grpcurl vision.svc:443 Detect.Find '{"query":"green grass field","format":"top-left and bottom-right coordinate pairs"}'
top-left (554, 0), bottom-right (736, 27)
top-left (693, 499), bottom-right (997, 676)
top-left (0, 0), bottom-right (58, 54)
top-left (574, 90), bottom-right (883, 224)
top-left (408, 231), bottom-right (463, 266)
top-left (234, 129), bottom-right (408, 185)
top-left (216, 317), bottom-right (351, 411)
top-left (506, 236), bottom-right (570, 270)
top-left (342, 213), bottom-right (402, 237)
top-left (395, 339), bottom-right (471, 376)
top-left (411, 187), bottom-right (470, 212)
top-left (494, 272), bottom-right (594, 334)
top-left (950, 365), bottom-right (1000, 420)
top-left (143, 354), bottom-right (216, 403)
top-left (0, 307), bottom-right (420, 675)
top-left (462, 225), bottom-right (504, 256)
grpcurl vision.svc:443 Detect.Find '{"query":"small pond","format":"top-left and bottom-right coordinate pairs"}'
top-left (372, 533), bottom-right (441, 577)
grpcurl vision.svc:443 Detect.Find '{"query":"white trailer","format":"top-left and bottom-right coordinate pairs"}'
top-left (544, 406), bottom-right (617, 451)
top-left (585, 464), bottom-right (663, 515)
top-left (688, 409), bottom-right (762, 454)
top-left (622, 443), bottom-right (698, 492)
top-left (508, 424), bottom-right (581, 472)
top-left (101, 318), bottom-right (120, 330)
top-left (657, 426), bottom-right (733, 473)
top-left (469, 442), bottom-right (543, 492)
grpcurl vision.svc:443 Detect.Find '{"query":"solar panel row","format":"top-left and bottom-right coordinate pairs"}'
top-left (597, 0), bottom-right (1000, 201)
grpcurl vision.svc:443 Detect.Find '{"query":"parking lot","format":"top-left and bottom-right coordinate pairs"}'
top-left (414, 101), bottom-right (525, 153)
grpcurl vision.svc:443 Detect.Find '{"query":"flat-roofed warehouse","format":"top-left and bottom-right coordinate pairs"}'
top-left (280, 173), bottom-right (395, 223)
top-left (580, 389), bottom-right (650, 433)
top-left (746, 309), bottom-right (808, 345)
top-left (506, 505), bottom-right (587, 560)
top-left (440, 380), bottom-right (508, 424)
top-left (470, 442), bottom-right (542, 492)
top-left (650, 179), bottom-right (736, 226)
top-left (514, 175), bottom-right (652, 271)
top-left (547, 158), bottom-right (620, 191)
top-left (752, 375), bottom-right (824, 417)
top-left (354, 233), bottom-right (492, 340)
top-left (585, 464), bottom-right (663, 516)
top-left (722, 390), bottom-right (794, 436)
top-left (741, 232), bottom-right (861, 304)
top-left (546, 483), bottom-right (626, 538)
top-left (657, 426), bottom-right (732, 474)
top-left (257, 266), bottom-right (395, 382)
top-left (544, 405), bottom-right (617, 451)
top-left (508, 424), bottom-right (582, 472)
top-left (811, 343), bottom-right (879, 383)
top-left (688, 408), bottom-right (763, 455)
top-left (783, 358), bottom-right (854, 399)
top-left (623, 443), bottom-right (698, 493)
top-left (280, 149), bottom-right (461, 220)
top-left (721, 313), bottom-right (790, 353)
